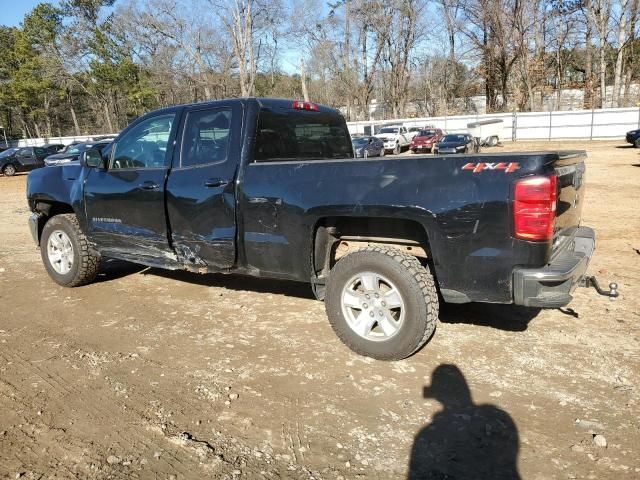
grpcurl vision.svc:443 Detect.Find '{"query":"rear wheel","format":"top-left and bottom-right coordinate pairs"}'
top-left (635, 138), bottom-right (640, 148)
top-left (3, 164), bottom-right (16, 176)
top-left (325, 246), bottom-right (438, 360)
top-left (40, 214), bottom-right (100, 287)
top-left (488, 135), bottom-right (499, 147)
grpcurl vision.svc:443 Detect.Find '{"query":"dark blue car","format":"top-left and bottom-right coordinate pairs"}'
top-left (44, 140), bottom-right (112, 166)
top-left (352, 136), bottom-right (385, 158)
top-left (626, 129), bottom-right (640, 148)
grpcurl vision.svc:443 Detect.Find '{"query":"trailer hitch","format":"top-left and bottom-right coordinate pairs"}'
top-left (580, 276), bottom-right (619, 300)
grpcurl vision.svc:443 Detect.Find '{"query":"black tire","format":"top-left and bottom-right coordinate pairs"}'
top-left (488, 136), bottom-right (499, 147)
top-left (3, 163), bottom-right (16, 176)
top-left (380, 148), bottom-right (385, 157)
top-left (635, 138), bottom-right (640, 148)
top-left (325, 246), bottom-right (439, 360)
top-left (393, 142), bottom-right (400, 155)
top-left (40, 214), bottom-right (100, 287)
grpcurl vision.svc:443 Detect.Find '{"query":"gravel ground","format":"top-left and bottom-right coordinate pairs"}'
top-left (0, 140), bottom-right (638, 479)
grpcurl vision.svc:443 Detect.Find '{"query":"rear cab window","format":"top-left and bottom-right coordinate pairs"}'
top-left (253, 108), bottom-right (353, 162)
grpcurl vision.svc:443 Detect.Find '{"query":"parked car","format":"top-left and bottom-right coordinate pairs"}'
top-left (43, 143), bottom-right (66, 154)
top-left (45, 140), bottom-right (112, 166)
top-left (0, 146), bottom-right (51, 176)
top-left (352, 136), bottom-right (385, 158)
top-left (410, 128), bottom-right (444, 153)
top-left (626, 129), bottom-right (640, 148)
top-left (374, 125), bottom-right (414, 155)
top-left (27, 98), bottom-right (615, 360)
top-left (434, 133), bottom-right (480, 154)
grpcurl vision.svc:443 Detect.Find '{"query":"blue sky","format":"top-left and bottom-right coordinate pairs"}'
top-left (0, 0), bottom-right (60, 27)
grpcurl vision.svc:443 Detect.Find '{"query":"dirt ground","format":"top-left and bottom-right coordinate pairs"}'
top-left (0, 140), bottom-right (639, 479)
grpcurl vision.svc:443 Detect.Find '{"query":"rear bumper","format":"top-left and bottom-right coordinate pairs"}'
top-left (513, 226), bottom-right (595, 308)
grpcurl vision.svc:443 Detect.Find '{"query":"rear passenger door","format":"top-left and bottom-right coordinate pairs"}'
top-left (165, 104), bottom-right (243, 270)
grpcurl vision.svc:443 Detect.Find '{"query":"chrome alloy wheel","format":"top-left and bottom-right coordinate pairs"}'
top-left (341, 271), bottom-right (405, 341)
top-left (47, 230), bottom-right (74, 275)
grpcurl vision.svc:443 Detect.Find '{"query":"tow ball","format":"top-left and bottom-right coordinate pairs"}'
top-left (580, 276), bottom-right (619, 300)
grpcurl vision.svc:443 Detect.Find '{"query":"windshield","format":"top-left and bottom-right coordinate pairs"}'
top-left (441, 135), bottom-right (466, 142)
top-left (0, 148), bottom-right (18, 158)
top-left (64, 144), bottom-right (89, 155)
top-left (352, 137), bottom-right (369, 146)
top-left (379, 127), bottom-right (399, 134)
top-left (418, 129), bottom-right (437, 137)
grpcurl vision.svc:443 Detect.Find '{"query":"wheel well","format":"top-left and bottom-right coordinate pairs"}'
top-left (34, 201), bottom-right (75, 242)
top-left (35, 201), bottom-right (74, 217)
top-left (313, 217), bottom-right (432, 279)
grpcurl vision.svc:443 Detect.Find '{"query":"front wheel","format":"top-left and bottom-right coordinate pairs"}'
top-left (3, 164), bottom-right (16, 176)
top-left (325, 246), bottom-right (439, 360)
top-left (40, 214), bottom-right (101, 287)
top-left (393, 143), bottom-right (400, 155)
top-left (380, 148), bottom-right (385, 157)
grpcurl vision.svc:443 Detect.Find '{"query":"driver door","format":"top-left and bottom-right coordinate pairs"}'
top-left (83, 111), bottom-right (179, 260)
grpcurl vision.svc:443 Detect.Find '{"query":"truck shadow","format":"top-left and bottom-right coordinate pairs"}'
top-left (408, 364), bottom-right (521, 479)
top-left (95, 258), bottom-right (148, 283)
top-left (96, 259), bottom-right (542, 327)
top-left (147, 268), bottom-right (316, 299)
top-left (95, 258), bottom-right (316, 298)
top-left (438, 303), bottom-right (541, 332)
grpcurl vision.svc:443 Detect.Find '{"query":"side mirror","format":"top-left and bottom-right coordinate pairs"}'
top-left (81, 148), bottom-right (104, 168)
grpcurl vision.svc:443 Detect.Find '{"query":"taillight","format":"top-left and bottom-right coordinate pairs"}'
top-left (513, 175), bottom-right (557, 241)
top-left (292, 100), bottom-right (318, 111)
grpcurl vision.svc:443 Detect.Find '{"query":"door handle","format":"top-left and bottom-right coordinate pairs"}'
top-left (204, 178), bottom-right (231, 188)
top-left (138, 181), bottom-right (159, 190)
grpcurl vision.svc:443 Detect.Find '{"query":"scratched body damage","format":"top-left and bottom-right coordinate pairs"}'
top-left (27, 98), bottom-right (594, 309)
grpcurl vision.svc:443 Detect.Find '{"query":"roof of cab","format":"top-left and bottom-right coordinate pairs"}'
top-left (140, 97), bottom-right (341, 117)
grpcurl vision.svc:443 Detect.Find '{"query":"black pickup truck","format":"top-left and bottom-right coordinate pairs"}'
top-left (26, 98), bottom-right (616, 360)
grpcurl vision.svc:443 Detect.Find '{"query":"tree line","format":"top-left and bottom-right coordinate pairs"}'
top-left (0, 0), bottom-right (638, 139)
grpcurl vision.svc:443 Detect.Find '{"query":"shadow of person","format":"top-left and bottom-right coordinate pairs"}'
top-left (408, 365), bottom-right (521, 480)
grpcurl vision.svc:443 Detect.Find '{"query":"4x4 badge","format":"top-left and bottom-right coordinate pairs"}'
top-left (462, 162), bottom-right (520, 173)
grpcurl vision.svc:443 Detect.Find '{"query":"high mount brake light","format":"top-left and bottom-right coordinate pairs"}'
top-left (292, 101), bottom-right (319, 111)
top-left (513, 175), bottom-right (558, 241)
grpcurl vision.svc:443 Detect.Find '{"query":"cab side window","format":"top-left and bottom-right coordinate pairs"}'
top-left (180, 108), bottom-right (231, 167)
top-left (110, 113), bottom-right (175, 170)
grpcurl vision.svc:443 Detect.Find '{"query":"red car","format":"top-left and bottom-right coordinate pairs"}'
top-left (410, 128), bottom-right (444, 153)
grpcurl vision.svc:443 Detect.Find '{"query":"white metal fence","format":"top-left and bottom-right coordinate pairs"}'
top-left (3, 134), bottom-right (118, 149)
top-left (3, 107), bottom-right (639, 148)
top-left (347, 107), bottom-right (640, 141)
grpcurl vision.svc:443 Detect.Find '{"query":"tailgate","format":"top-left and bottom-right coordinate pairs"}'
top-left (552, 151), bottom-right (586, 243)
